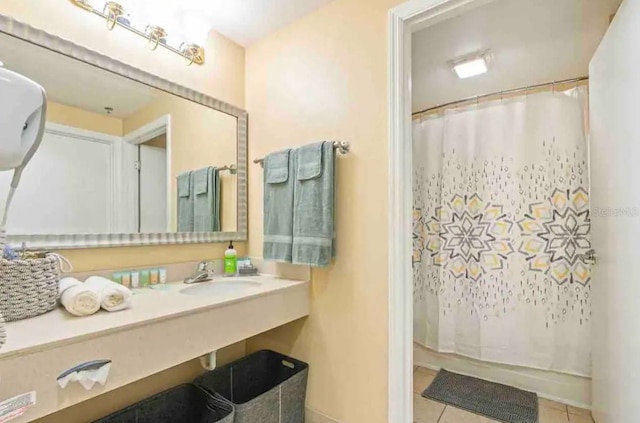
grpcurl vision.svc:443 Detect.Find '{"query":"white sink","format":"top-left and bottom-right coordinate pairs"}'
top-left (180, 280), bottom-right (262, 296)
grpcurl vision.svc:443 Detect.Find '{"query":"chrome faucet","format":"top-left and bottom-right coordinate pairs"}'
top-left (184, 261), bottom-right (214, 284)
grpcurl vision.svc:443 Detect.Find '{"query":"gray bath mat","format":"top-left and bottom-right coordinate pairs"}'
top-left (422, 369), bottom-right (538, 423)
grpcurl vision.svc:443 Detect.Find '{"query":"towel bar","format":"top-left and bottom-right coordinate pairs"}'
top-left (218, 165), bottom-right (237, 174)
top-left (253, 141), bottom-right (350, 167)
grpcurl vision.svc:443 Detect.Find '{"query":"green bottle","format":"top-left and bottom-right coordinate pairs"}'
top-left (224, 241), bottom-right (237, 276)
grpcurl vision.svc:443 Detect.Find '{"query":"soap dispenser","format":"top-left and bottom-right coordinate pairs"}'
top-left (224, 241), bottom-right (237, 276)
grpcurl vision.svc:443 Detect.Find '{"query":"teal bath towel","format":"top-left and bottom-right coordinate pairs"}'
top-left (193, 166), bottom-right (221, 232)
top-left (263, 149), bottom-right (295, 262)
top-left (177, 171), bottom-right (193, 232)
top-left (292, 141), bottom-right (335, 267)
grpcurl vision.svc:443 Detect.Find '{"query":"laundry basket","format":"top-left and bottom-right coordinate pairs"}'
top-left (93, 384), bottom-right (235, 423)
top-left (194, 350), bottom-right (309, 423)
top-left (0, 253), bottom-right (61, 322)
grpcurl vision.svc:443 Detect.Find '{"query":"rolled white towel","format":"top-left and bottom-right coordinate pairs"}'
top-left (59, 277), bottom-right (101, 317)
top-left (84, 276), bottom-right (133, 312)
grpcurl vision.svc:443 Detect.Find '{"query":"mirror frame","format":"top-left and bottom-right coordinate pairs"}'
top-left (0, 15), bottom-right (248, 248)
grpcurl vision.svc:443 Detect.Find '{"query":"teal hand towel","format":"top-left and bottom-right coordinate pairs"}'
top-left (177, 171), bottom-right (193, 232)
top-left (193, 166), bottom-right (221, 232)
top-left (292, 141), bottom-right (335, 267)
top-left (263, 149), bottom-right (295, 262)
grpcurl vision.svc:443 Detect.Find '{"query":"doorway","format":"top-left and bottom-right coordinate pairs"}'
top-left (123, 114), bottom-right (171, 233)
top-left (388, 0), bottom-right (623, 422)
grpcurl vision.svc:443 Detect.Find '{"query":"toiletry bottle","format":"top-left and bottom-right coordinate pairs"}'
top-left (224, 241), bottom-right (237, 276)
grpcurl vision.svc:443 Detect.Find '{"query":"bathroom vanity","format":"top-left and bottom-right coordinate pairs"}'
top-left (0, 276), bottom-right (309, 423)
top-left (0, 15), bottom-right (306, 423)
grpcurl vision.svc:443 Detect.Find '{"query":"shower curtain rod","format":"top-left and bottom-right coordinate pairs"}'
top-left (412, 76), bottom-right (589, 118)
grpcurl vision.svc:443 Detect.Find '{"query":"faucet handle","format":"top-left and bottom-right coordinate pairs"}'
top-left (197, 261), bottom-right (212, 272)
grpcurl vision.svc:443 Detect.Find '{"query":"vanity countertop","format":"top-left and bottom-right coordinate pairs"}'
top-left (0, 275), bottom-right (308, 359)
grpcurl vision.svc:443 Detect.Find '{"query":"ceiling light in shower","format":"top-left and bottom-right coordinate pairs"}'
top-left (450, 50), bottom-right (492, 79)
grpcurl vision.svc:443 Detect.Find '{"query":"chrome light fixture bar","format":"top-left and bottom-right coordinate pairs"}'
top-left (70, 0), bottom-right (206, 65)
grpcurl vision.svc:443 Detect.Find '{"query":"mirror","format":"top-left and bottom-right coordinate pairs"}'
top-left (0, 18), bottom-right (247, 248)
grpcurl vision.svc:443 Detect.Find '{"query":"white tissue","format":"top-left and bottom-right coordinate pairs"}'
top-left (57, 362), bottom-right (111, 391)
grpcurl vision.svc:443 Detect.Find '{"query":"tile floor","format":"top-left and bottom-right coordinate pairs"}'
top-left (413, 366), bottom-right (594, 423)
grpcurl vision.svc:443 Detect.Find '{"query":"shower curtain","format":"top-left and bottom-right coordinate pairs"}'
top-left (412, 86), bottom-right (591, 376)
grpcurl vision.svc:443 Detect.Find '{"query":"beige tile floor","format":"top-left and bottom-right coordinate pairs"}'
top-left (413, 366), bottom-right (594, 423)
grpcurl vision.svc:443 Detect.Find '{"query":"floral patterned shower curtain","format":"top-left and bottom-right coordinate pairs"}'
top-left (412, 86), bottom-right (592, 376)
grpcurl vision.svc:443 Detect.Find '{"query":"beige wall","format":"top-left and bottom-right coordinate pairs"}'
top-left (47, 101), bottom-right (123, 136)
top-left (244, 0), bottom-right (400, 421)
top-left (124, 95), bottom-right (238, 232)
top-left (0, 2), bottom-right (248, 420)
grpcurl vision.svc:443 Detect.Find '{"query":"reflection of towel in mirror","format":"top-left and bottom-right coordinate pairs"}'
top-left (193, 166), bottom-right (221, 232)
top-left (59, 277), bottom-right (101, 317)
top-left (177, 171), bottom-right (194, 232)
top-left (84, 276), bottom-right (132, 312)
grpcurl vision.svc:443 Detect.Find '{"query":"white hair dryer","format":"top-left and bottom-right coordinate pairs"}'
top-left (0, 62), bottom-right (46, 235)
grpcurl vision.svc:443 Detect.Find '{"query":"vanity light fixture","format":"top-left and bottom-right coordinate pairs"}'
top-left (104, 1), bottom-right (124, 30)
top-left (69, 0), bottom-right (207, 65)
top-left (181, 43), bottom-right (205, 66)
top-left (145, 25), bottom-right (168, 50)
top-left (450, 50), bottom-right (492, 79)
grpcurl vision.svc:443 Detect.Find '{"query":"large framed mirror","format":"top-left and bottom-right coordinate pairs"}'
top-left (0, 16), bottom-right (247, 248)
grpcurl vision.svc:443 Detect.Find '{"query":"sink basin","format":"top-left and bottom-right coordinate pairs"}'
top-left (180, 280), bottom-right (262, 296)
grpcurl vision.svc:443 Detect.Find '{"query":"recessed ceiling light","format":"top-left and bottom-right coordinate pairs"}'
top-left (450, 50), bottom-right (491, 79)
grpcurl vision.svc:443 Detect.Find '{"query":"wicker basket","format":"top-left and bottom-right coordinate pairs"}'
top-left (0, 254), bottom-right (61, 322)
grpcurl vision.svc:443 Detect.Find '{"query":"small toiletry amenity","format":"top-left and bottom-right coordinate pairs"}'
top-left (150, 269), bottom-right (159, 285)
top-left (224, 241), bottom-right (237, 276)
top-left (113, 267), bottom-right (168, 289)
top-left (237, 257), bottom-right (259, 276)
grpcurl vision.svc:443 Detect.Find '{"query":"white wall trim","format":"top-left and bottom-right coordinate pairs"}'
top-left (45, 122), bottom-right (121, 145)
top-left (387, 1), bottom-right (493, 422)
top-left (123, 115), bottom-right (170, 145)
top-left (123, 115), bottom-right (172, 232)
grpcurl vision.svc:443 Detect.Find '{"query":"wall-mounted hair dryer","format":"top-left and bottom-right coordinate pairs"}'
top-left (0, 62), bottom-right (47, 232)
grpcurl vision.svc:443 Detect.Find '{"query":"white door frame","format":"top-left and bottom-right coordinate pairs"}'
top-left (123, 115), bottom-right (172, 232)
top-left (387, 0), bottom-right (498, 421)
